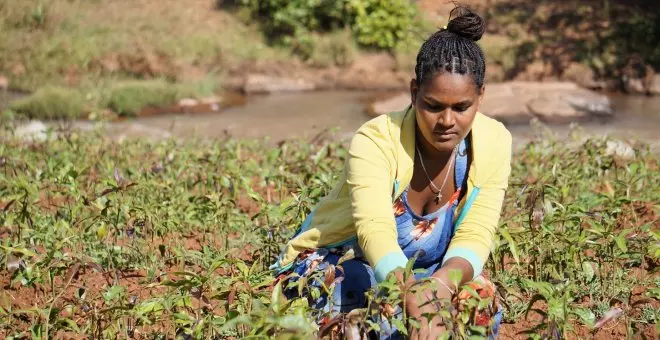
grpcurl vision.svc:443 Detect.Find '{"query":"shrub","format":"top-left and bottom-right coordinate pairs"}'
top-left (347, 0), bottom-right (420, 49)
top-left (238, 0), bottom-right (346, 38)
top-left (237, 0), bottom-right (421, 54)
top-left (9, 86), bottom-right (85, 119)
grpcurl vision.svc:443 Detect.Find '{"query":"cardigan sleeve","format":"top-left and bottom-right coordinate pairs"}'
top-left (442, 128), bottom-right (512, 278)
top-left (346, 121), bottom-right (408, 283)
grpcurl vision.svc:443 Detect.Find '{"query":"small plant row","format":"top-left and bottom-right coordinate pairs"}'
top-left (0, 125), bottom-right (657, 339)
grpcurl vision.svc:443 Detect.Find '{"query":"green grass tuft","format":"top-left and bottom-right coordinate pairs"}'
top-left (9, 86), bottom-right (86, 119)
top-left (104, 80), bottom-right (181, 116)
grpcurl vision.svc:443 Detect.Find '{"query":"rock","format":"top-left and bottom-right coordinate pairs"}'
top-left (620, 56), bottom-right (656, 94)
top-left (364, 81), bottom-right (614, 124)
top-left (144, 93), bottom-right (247, 116)
top-left (244, 74), bottom-right (316, 94)
top-left (199, 96), bottom-right (222, 105)
top-left (365, 93), bottom-right (410, 117)
top-left (651, 75), bottom-right (660, 95)
top-left (514, 61), bottom-right (548, 81)
top-left (178, 98), bottom-right (199, 107)
top-left (0, 75), bottom-right (8, 90)
top-left (562, 63), bottom-right (599, 89)
top-left (527, 97), bottom-right (587, 122)
top-left (495, 82), bottom-right (612, 123)
top-left (562, 92), bottom-right (613, 117)
top-left (605, 140), bottom-right (635, 160)
top-left (14, 121), bottom-right (50, 141)
top-left (336, 53), bottom-right (408, 91)
top-left (623, 78), bottom-right (646, 94)
top-left (481, 83), bottom-right (534, 124)
top-left (197, 95), bottom-right (233, 111)
top-left (508, 81), bottom-right (579, 92)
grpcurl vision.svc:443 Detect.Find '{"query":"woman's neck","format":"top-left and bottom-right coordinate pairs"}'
top-left (415, 128), bottom-right (455, 162)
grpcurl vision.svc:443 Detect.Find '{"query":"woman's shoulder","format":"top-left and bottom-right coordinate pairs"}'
top-left (353, 108), bottom-right (410, 142)
top-left (471, 112), bottom-right (512, 173)
top-left (473, 112), bottom-right (512, 147)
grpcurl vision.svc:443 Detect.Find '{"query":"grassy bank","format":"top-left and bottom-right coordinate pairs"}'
top-left (0, 0), bottom-right (276, 119)
top-left (3, 0), bottom-right (659, 120)
top-left (0, 0), bottom-right (285, 90)
top-left (5, 78), bottom-right (222, 120)
top-left (0, 128), bottom-right (657, 338)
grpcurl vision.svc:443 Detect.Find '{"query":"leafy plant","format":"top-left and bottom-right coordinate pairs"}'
top-left (0, 126), bottom-right (657, 338)
top-left (347, 0), bottom-right (421, 49)
top-left (236, 0), bottom-right (423, 56)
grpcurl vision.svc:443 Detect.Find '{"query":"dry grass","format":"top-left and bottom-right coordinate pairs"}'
top-left (0, 0), bottom-right (288, 91)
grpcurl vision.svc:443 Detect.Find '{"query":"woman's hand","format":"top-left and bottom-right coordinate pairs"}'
top-left (405, 279), bottom-right (453, 339)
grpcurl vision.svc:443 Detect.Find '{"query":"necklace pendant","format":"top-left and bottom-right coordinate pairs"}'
top-left (436, 192), bottom-right (443, 203)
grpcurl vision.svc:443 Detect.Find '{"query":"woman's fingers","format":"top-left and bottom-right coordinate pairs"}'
top-left (428, 319), bottom-right (447, 339)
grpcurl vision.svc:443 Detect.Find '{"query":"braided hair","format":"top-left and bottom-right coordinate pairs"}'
top-left (414, 6), bottom-right (487, 90)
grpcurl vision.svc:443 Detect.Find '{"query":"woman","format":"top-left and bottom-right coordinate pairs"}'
top-left (271, 6), bottom-right (511, 339)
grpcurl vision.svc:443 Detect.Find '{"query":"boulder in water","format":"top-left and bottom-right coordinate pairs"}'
top-left (651, 75), bottom-right (660, 95)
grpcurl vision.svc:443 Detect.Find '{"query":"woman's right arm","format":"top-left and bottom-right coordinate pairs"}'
top-left (346, 123), bottom-right (409, 283)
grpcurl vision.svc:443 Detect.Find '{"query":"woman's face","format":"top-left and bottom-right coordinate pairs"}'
top-left (411, 73), bottom-right (484, 153)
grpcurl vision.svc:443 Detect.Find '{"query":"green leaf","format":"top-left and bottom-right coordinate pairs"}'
top-left (614, 235), bottom-right (627, 253)
top-left (55, 318), bottom-right (80, 332)
top-left (337, 248), bottom-right (355, 265)
top-left (96, 222), bottom-right (107, 240)
top-left (572, 308), bottom-right (596, 327)
top-left (548, 299), bottom-right (565, 320)
top-left (582, 261), bottom-right (596, 282)
top-left (277, 315), bottom-right (315, 333)
top-left (136, 299), bottom-right (165, 315)
top-left (448, 269), bottom-right (463, 288)
top-left (391, 318), bottom-right (408, 336)
top-left (236, 261), bottom-right (250, 277)
top-left (0, 246), bottom-right (36, 257)
top-left (365, 320), bottom-right (381, 332)
top-left (500, 228), bottom-right (520, 264)
top-left (270, 279), bottom-right (285, 314)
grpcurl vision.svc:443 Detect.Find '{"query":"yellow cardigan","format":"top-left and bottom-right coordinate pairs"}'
top-left (271, 107), bottom-right (512, 282)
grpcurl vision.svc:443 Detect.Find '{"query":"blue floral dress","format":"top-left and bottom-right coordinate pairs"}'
top-left (278, 139), bottom-right (502, 338)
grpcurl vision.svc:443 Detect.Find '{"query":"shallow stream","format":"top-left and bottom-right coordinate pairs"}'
top-left (3, 89), bottom-right (660, 148)
top-left (100, 91), bottom-right (660, 148)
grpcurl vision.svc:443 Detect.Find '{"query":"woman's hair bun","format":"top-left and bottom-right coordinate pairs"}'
top-left (446, 5), bottom-right (486, 42)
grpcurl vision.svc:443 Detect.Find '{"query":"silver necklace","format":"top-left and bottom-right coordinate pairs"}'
top-left (416, 145), bottom-right (457, 203)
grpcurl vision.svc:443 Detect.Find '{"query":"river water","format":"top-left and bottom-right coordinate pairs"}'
top-left (3, 89), bottom-right (660, 149)
top-left (94, 91), bottom-right (660, 149)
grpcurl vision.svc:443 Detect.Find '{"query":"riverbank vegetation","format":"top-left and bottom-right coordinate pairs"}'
top-left (2, 0), bottom-right (659, 119)
top-left (0, 123), bottom-right (657, 338)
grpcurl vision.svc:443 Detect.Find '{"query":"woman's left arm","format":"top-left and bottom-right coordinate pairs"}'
top-left (405, 130), bottom-right (512, 339)
top-left (437, 130), bottom-right (513, 287)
